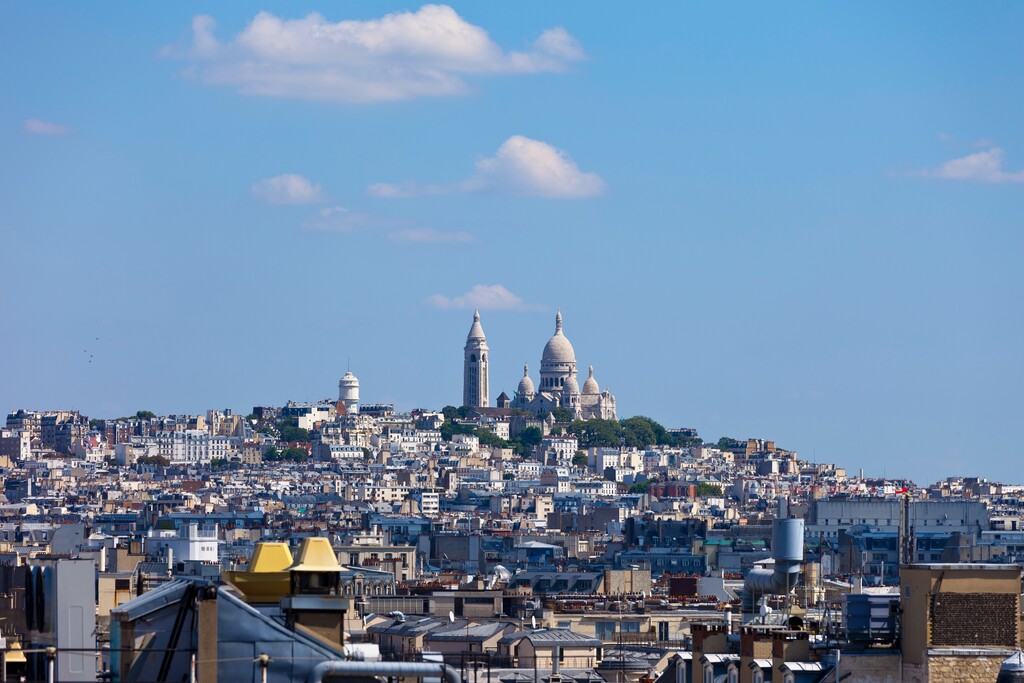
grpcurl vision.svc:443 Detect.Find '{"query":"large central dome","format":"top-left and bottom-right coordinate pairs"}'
top-left (542, 311), bottom-right (576, 365)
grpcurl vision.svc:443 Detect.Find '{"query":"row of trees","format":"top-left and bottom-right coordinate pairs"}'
top-left (565, 416), bottom-right (699, 449)
top-left (442, 407), bottom-right (706, 453)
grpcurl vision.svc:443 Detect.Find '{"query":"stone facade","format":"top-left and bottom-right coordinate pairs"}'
top-left (463, 310), bottom-right (489, 408)
top-left (902, 650), bottom-right (1014, 683)
top-left (511, 312), bottom-right (617, 420)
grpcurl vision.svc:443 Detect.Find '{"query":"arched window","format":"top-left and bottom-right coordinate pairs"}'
top-left (470, 354), bottom-right (476, 362)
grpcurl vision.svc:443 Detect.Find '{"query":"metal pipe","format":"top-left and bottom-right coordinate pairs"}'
top-left (259, 653), bottom-right (270, 683)
top-left (307, 661), bottom-right (462, 683)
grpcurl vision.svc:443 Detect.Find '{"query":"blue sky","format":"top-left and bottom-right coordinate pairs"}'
top-left (2, 3), bottom-right (1022, 483)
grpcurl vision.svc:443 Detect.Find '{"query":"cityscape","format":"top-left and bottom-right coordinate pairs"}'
top-left (1, 309), bottom-right (1022, 682)
top-left (4, 3), bottom-right (1024, 683)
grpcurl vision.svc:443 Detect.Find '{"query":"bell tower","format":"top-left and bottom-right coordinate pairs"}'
top-left (463, 310), bottom-right (489, 408)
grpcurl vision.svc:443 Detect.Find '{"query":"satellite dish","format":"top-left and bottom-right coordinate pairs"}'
top-left (531, 615), bottom-right (537, 630)
top-left (449, 611), bottom-right (455, 623)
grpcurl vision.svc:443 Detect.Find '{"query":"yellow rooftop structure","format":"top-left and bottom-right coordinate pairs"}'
top-left (222, 541), bottom-right (295, 603)
top-left (6, 641), bottom-right (27, 664)
top-left (289, 537), bottom-right (342, 573)
top-left (248, 542), bottom-right (293, 573)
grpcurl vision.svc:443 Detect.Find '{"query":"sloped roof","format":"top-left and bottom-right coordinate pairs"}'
top-left (500, 628), bottom-right (601, 647)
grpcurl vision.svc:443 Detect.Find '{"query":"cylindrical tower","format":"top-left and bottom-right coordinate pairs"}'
top-left (338, 371), bottom-right (360, 414)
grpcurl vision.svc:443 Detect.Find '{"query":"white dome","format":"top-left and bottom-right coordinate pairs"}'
top-left (562, 375), bottom-right (580, 396)
top-left (582, 366), bottom-right (600, 395)
top-left (517, 363), bottom-right (535, 396)
top-left (541, 311), bottom-right (576, 365)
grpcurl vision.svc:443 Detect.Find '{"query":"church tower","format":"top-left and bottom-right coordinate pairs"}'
top-left (463, 310), bottom-right (489, 408)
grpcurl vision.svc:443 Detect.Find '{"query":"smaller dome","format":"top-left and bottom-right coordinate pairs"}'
top-left (517, 363), bottom-right (535, 396)
top-left (582, 365), bottom-right (600, 395)
top-left (562, 375), bottom-right (580, 396)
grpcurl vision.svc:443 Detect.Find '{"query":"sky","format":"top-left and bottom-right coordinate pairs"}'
top-left (2, 3), bottom-right (1022, 484)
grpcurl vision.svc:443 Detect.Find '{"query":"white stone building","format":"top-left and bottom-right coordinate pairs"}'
top-left (509, 312), bottom-right (617, 420)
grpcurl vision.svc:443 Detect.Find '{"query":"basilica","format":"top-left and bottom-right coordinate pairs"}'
top-left (463, 310), bottom-right (617, 421)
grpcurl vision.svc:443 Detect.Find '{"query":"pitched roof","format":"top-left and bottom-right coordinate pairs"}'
top-left (499, 628), bottom-right (601, 647)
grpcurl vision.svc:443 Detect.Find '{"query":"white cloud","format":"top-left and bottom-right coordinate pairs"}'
top-left (388, 228), bottom-right (476, 245)
top-left (922, 147), bottom-right (1024, 183)
top-left (168, 6), bottom-right (584, 104)
top-left (24, 118), bottom-right (71, 136)
top-left (426, 284), bottom-right (540, 311)
top-left (252, 174), bottom-right (324, 204)
top-left (370, 135), bottom-right (606, 199)
top-left (303, 205), bottom-right (387, 232)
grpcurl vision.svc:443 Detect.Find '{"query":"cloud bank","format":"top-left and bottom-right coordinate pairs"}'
top-left (369, 135), bottom-right (606, 199)
top-left (169, 6), bottom-right (584, 103)
top-left (252, 174), bottom-right (324, 204)
top-left (426, 284), bottom-right (541, 311)
top-left (24, 118), bottom-right (71, 136)
top-left (922, 147), bottom-right (1024, 183)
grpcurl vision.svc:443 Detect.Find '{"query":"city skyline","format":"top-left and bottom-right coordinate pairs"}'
top-left (3, 3), bottom-right (1023, 484)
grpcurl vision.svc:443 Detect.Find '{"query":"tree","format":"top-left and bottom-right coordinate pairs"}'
top-left (281, 447), bottom-right (308, 462)
top-left (135, 410), bottom-right (156, 420)
top-left (567, 419), bottom-right (622, 448)
top-left (518, 427), bottom-right (543, 448)
top-left (441, 420), bottom-right (475, 441)
top-left (551, 407), bottom-right (572, 423)
top-left (572, 451), bottom-right (589, 468)
top-left (264, 446), bottom-right (280, 461)
top-left (621, 416), bottom-right (657, 449)
top-left (717, 437), bottom-right (744, 451)
top-left (475, 429), bottom-right (507, 448)
top-left (503, 472), bottom-right (515, 480)
top-left (277, 418), bottom-right (309, 443)
top-left (629, 480), bottom-right (650, 494)
top-left (696, 482), bottom-right (723, 497)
